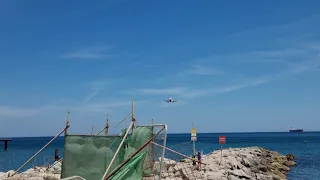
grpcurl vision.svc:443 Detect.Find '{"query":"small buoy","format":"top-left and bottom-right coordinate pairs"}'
top-left (304, 141), bottom-right (307, 144)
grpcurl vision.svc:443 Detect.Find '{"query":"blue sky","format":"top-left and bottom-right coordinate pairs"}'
top-left (1, 0), bottom-right (320, 137)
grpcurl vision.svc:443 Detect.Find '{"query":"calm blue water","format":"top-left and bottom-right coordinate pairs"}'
top-left (0, 132), bottom-right (319, 180)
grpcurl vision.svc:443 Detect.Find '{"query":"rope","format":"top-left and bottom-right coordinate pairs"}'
top-left (152, 142), bottom-right (207, 165)
top-left (11, 126), bottom-right (69, 176)
top-left (95, 112), bottom-right (132, 136)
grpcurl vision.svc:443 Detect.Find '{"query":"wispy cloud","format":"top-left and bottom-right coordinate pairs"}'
top-left (0, 106), bottom-right (40, 118)
top-left (187, 79), bottom-right (267, 98)
top-left (131, 56), bottom-right (320, 99)
top-left (0, 105), bottom-right (61, 118)
top-left (135, 36), bottom-right (320, 100)
top-left (62, 45), bottom-right (114, 60)
top-left (83, 78), bottom-right (129, 101)
top-left (74, 101), bottom-right (131, 113)
top-left (287, 59), bottom-right (320, 74)
top-left (142, 64), bottom-right (224, 86)
top-left (178, 64), bottom-right (223, 76)
top-left (220, 14), bottom-right (320, 49)
top-left (0, 99), bottom-right (148, 118)
top-left (132, 78), bottom-right (268, 98)
top-left (132, 87), bottom-right (186, 96)
top-left (196, 46), bottom-right (318, 65)
top-left (83, 80), bottom-right (111, 101)
top-left (194, 14), bottom-right (320, 66)
top-left (73, 100), bottom-right (149, 113)
top-left (144, 43), bottom-right (319, 86)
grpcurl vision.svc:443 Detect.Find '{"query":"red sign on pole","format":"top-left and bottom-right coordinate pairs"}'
top-left (191, 137), bottom-right (197, 141)
top-left (219, 136), bottom-right (226, 144)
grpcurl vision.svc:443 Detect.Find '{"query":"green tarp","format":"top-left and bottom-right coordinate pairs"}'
top-left (108, 152), bottom-right (147, 180)
top-left (61, 126), bottom-right (153, 180)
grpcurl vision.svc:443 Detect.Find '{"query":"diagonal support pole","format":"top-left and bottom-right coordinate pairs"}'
top-left (101, 122), bottom-right (134, 180)
top-left (104, 126), bottom-right (165, 180)
top-left (10, 126), bottom-right (69, 177)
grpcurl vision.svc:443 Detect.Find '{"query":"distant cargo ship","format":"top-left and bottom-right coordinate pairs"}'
top-left (289, 128), bottom-right (303, 132)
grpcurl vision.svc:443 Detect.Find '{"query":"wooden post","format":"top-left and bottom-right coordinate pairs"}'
top-left (4, 141), bottom-right (8, 151)
top-left (105, 113), bottom-right (109, 136)
top-left (152, 119), bottom-right (154, 134)
top-left (1, 138), bottom-right (12, 151)
top-left (125, 113), bottom-right (127, 129)
top-left (220, 145), bottom-right (222, 165)
top-left (131, 101), bottom-right (135, 133)
top-left (65, 109), bottom-right (70, 136)
top-left (151, 119), bottom-right (155, 169)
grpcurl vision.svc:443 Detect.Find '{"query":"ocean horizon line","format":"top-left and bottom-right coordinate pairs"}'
top-left (2, 130), bottom-right (319, 138)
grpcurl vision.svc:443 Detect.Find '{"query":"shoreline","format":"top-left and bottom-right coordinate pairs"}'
top-left (0, 146), bottom-right (296, 180)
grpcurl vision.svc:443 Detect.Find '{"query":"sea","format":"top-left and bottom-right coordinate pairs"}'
top-left (0, 132), bottom-right (319, 180)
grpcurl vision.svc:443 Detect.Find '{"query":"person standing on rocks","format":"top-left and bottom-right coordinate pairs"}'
top-left (55, 149), bottom-right (60, 161)
top-left (197, 151), bottom-right (202, 170)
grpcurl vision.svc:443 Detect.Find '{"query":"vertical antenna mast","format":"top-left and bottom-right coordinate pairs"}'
top-left (65, 109), bottom-right (70, 136)
top-left (192, 122), bottom-right (196, 155)
top-left (105, 113), bottom-right (109, 136)
top-left (125, 114), bottom-right (127, 129)
top-left (131, 101), bottom-right (135, 133)
top-left (151, 118), bottom-right (155, 167)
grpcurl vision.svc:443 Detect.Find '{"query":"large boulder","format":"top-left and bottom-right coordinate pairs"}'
top-left (227, 169), bottom-right (252, 179)
top-left (227, 174), bottom-right (240, 180)
top-left (285, 154), bottom-right (295, 161)
top-left (52, 161), bottom-right (62, 173)
top-left (159, 157), bottom-right (176, 167)
top-left (284, 161), bottom-right (296, 166)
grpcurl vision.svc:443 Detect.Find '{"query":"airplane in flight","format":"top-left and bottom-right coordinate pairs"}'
top-left (163, 98), bottom-right (179, 103)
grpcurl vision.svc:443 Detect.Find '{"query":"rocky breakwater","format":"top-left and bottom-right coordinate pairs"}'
top-left (0, 161), bottom-right (62, 180)
top-left (0, 147), bottom-right (296, 180)
top-left (147, 147), bottom-right (296, 180)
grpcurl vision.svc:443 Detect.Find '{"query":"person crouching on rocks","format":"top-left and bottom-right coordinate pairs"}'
top-left (197, 151), bottom-right (202, 170)
top-left (192, 155), bottom-right (197, 166)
